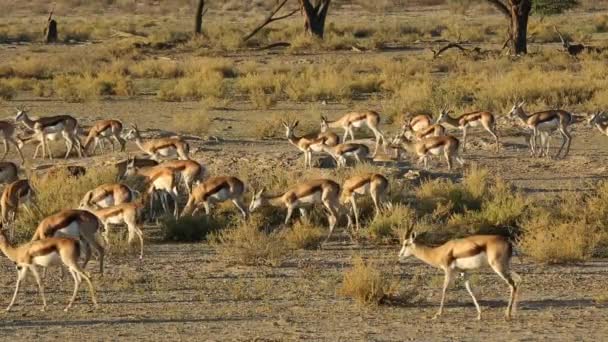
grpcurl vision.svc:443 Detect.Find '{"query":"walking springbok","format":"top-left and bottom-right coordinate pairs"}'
top-left (15, 108), bottom-right (83, 159)
top-left (0, 162), bottom-right (19, 185)
top-left (282, 120), bottom-right (338, 169)
top-left (0, 229), bottom-right (98, 312)
top-left (125, 158), bottom-right (178, 218)
top-left (79, 183), bottom-right (137, 209)
top-left (587, 111), bottom-right (608, 136)
top-left (321, 142), bottom-right (370, 168)
top-left (181, 176), bottom-right (247, 218)
top-left (391, 134), bottom-right (464, 170)
top-left (31, 209), bottom-right (105, 275)
top-left (399, 230), bottom-right (520, 320)
top-left (436, 107), bottom-right (499, 152)
top-left (508, 101), bottom-right (573, 158)
top-left (124, 124), bottom-right (190, 161)
top-left (83, 119), bottom-right (126, 154)
top-left (0, 121), bottom-right (24, 162)
top-left (321, 110), bottom-right (386, 157)
top-left (341, 173), bottom-right (389, 232)
top-left (249, 179), bottom-right (340, 241)
top-left (1, 179), bottom-right (34, 239)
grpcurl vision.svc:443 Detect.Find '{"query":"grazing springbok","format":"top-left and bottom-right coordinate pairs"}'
top-left (83, 119), bottom-right (126, 154)
top-left (81, 202), bottom-right (145, 259)
top-left (0, 162), bottom-right (19, 185)
top-left (31, 209), bottom-right (105, 275)
top-left (1, 179), bottom-right (34, 239)
top-left (79, 183), bottom-right (137, 209)
top-left (399, 230), bottom-right (520, 320)
top-left (321, 111), bottom-right (386, 157)
top-left (0, 229), bottom-right (98, 312)
top-left (587, 111), bottom-right (608, 136)
top-left (321, 142), bottom-right (370, 168)
top-left (341, 173), bottom-right (389, 232)
top-left (282, 120), bottom-right (338, 169)
top-left (391, 134), bottom-right (464, 170)
top-left (508, 101), bottom-right (573, 158)
top-left (158, 159), bottom-right (205, 195)
top-left (125, 158), bottom-right (178, 218)
top-left (0, 121), bottom-right (24, 162)
top-left (249, 179), bottom-right (341, 241)
top-left (436, 108), bottom-right (499, 152)
top-left (403, 113), bottom-right (433, 134)
top-left (115, 157), bottom-right (159, 180)
top-left (124, 124), bottom-right (190, 161)
top-left (15, 108), bottom-right (83, 159)
top-left (181, 176), bottom-right (247, 218)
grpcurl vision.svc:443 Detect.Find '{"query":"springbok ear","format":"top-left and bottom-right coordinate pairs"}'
top-left (321, 115), bottom-right (327, 121)
top-left (293, 120), bottom-right (299, 128)
top-left (281, 120), bottom-right (289, 128)
top-left (410, 231), bottom-right (417, 241)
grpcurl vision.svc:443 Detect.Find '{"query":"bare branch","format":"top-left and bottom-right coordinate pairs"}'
top-left (485, 0), bottom-right (510, 17)
top-left (243, 0), bottom-right (299, 41)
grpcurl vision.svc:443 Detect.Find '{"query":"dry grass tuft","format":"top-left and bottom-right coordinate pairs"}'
top-left (340, 256), bottom-right (394, 306)
top-left (281, 219), bottom-right (325, 250)
top-left (171, 111), bottom-right (213, 137)
top-left (366, 204), bottom-right (416, 243)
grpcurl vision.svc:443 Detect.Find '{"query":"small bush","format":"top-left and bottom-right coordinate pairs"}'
top-left (340, 256), bottom-right (394, 306)
top-left (130, 59), bottom-right (183, 79)
top-left (251, 114), bottom-right (287, 139)
top-left (171, 112), bottom-right (213, 137)
top-left (161, 215), bottom-right (222, 242)
top-left (366, 204), bottom-right (415, 243)
top-left (0, 81), bottom-right (16, 100)
top-left (282, 220), bottom-right (325, 250)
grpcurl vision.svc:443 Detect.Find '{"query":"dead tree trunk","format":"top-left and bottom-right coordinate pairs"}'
top-left (194, 0), bottom-right (206, 35)
top-left (487, 0), bottom-right (531, 54)
top-left (44, 7), bottom-right (58, 43)
top-left (299, 0), bottom-right (331, 38)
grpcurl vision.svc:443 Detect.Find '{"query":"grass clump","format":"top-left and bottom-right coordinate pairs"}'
top-left (171, 111), bottom-right (213, 137)
top-left (161, 215), bottom-right (222, 242)
top-left (282, 220), bottom-right (325, 250)
top-left (365, 204), bottom-right (415, 243)
top-left (340, 256), bottom-right (393, 306)
top-left (0, 81), bottom-right (16, 100)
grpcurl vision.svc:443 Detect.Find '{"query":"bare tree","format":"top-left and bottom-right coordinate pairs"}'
top-left (243, 0), bottom-right (299, 41)
top-left (194, 0), bottom-right (207, 35)
top-left (44, 5), bottom-right (58, 43)
top-left (299, 0), bottom-right (331, 38)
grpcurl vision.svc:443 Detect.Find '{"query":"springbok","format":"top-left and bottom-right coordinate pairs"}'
top-left (181, 176), bottom-right (247, 218)
top-left (124, 124), bottom-right (190, 161)
top-left (399, 230), bottom-right (520, 320)
top-left (341, 173), bottom-right (389, 232)
top-left (125, 158), bottom-right (178, 218)
top-left (282, 120), bottom-right (338, 169)
top-left (0, 121), bottom-right (24, 162)
top-left (15, 108), bottom-right (83, 159)
top-left (587, 111), bottom-right (608, 136)
top-left (391, 134), bottom-right (464, 170)
top-left (403, 113), bottom-right (433, 133)
top-left (158, 159), bottom-right (205, 195)
top-left (508, 101), bottom-right (573, 159)
top-left (83, 119), bottom-right (126, 154)
top-left (1, 179), bottom-right (34, 239)
top-left (436, 108), bottom-right (499, 152)
top-left (31, 209), bottom-right (105, 275)
top-left (321, 142), bottom-right (370, 168)
top-left (0, 229), bottom-right (98, 312)
top-left (321, 111), bottom-right (386, 157)
top-left (249, 179), bottom-right (341, 241)
top-left (79, 183), bottom-right (137, 209)
top-left (115, 157), bottom-right (159, 180)
top-left (0, 162), bottom-right (19, 185)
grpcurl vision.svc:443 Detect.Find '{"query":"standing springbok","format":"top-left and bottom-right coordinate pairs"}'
top-left (158, 159), bottom-right (206, 195)
top-left (587, 111), bottom-right (608, 136)
top-left (124, 124), bottom-right (190, 161)
top-left (403, 113), bottom-right (433, 133)
top-left (81, 202), bottom-right (145, 259)
top-left (181, 176), bottom-right (247, 218)
top-left (508, 101), bottom-right (573, 158)
top-left (321, 110), bottom-right (386, 157)
top-left (0, 161), bottom-right (19, 185)
top-left (321, 142), bottom-right (370, 168)
top-left (0, 229), bottom-right (98, 312)
top-left (391, 135), bottom-right (464, 170)
top-left (341, 173), bottom-right (389, 232)
top-left (15, 108), bottom-right (83, 159)
top-left (115, 157), bottom-right (159, 180)
top-left (399, 230), bottom-right (520, 320)
top-left (1, 179), bottom-right (34, 239)
top-left (31, 209), bottom-right (105, 275)
top-left (282, 120), bottom-right (337, 169)
top-left (79, 183), bottom-right (137, 209)
top-left (249, 179), bottom-right (341, 241)
top-left (125, 158), bottom-right (178, 218)
top-left (83, 119), bottom-right (126, 154)
top-left (0, 121), bottom-right (24, 162)
top-left (436, 108), bottom-right (499, 152)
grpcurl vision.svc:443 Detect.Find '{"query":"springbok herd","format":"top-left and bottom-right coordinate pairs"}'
top-left (0, 102), bottom-right (606, 320)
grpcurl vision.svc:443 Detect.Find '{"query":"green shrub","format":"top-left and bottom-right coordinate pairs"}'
top-left (161, 215), bottom-right (222, 242)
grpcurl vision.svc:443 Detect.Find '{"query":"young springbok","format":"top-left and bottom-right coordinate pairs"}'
top-left (0, 229), bottom-right (98, 312)
top-left (249, 179), bottom-right (341, 241)
top-left (79, 183), bottom-right (137, 209)
top-left (321, 142), bottom-right (370, 168)
top-left (15, 108), bottom-right (83, 159)
top-left (391, 135), bottom-right (464, 170)
top-left (321, 111), bottom-right (386, 157)
top-left (125, 158), bottom-right (178, 218)
top-left (282, 120), bottom-right (337, 169)
top-left (124, 124), bottom-right (190, 161)
top-left (1, 179), bottom-right (34, 238)
top-left (341, 173), bottom-right (389, 232)
top-left (181, 176), bottom-right (247, 218)
top-left (83, 119), bottom-right (126, 154)
top-left (31, 209), bottom-right (105, 275)
top-left (0, 161), bottom-right (19, 185)
top-left (0, 120), bottom-right (24, 162)
top-left (587, 111), bottom-right (608, 136)
top-left (399, 230), bottom-right (520, 320)
top-left (508, 101), bottom-right (573, 158)
top-left (436, 108), bottom-right (499, 152)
